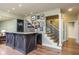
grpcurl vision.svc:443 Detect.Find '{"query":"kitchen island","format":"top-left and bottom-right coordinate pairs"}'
top-left (5, 32), bottom-right (37, 54)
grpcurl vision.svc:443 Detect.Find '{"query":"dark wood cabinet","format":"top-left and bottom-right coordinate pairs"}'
top-left (5, 32), bottom-right (37, 54)
top-left (6, 33), bottom-right (15, 48)
top-left (26, 34), bottom-right (37, 53)
top-left (14, 34), bottom-right (26, 53)
top-left (37, 34), bottom-right (42, 45)
top-left (14, 33), bottom-right (37, 54)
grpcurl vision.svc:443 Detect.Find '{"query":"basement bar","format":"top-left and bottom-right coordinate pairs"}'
top-left (5, 32), bottom-right (37, 54)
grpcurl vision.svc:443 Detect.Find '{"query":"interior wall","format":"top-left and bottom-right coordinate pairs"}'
top-left (46, 15), bottom-right (59, 28)
top-left (62, 14), bottom-right (77, 22)
top-left (0, 19), bottom-right (17, 32)
top-left (0, 10), bottom-right (23, 32)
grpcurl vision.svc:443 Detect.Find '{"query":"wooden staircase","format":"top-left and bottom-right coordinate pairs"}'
top-left (46, 22), bottom-right (59, 46)
top-left (46, 32), bottom-right (59, 43)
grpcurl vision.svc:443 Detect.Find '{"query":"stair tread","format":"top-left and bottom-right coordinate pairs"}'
top-left (51, 38), bottom-right (59, 42)
top-left (54, 39), bottom-right (59, 43)
top-left (46, 32), bottom-right (54, 34)
top-left (47, 34), bottom-right (55, 36)
top-left (46, 32), bottom-right (59, 43)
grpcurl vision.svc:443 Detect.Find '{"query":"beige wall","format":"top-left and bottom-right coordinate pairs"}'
top-left (46, 16), bottom-right (59, 28)
top-left (62, 13), bottom-right (77, 22)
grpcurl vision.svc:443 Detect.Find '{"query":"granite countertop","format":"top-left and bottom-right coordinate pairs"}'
top-left (5, 32), bottom-right (37, 34)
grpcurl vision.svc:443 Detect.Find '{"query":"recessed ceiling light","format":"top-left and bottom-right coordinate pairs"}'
top-left (12, 8), bottom-right (15, 10)
top-left (68, 8), bottom-right (72, 12)
top-left (18, 4), bottom-right (22, 7)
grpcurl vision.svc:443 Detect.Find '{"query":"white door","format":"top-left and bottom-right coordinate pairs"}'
top-left (67, 22), bottom-right (75, 39)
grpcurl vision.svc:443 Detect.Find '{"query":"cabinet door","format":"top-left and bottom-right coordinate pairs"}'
top-left (26, 34), bottom-right (37, 53)
top-left (15, 34), bottom-right (26, 53)
top-left (6, 33), bottom-right (15, 48)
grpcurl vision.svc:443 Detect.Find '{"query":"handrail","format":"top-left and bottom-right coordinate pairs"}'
top-left (47, 23), bottom-right (58, 32)
top-left (50, 24), bottom-right (59, 32)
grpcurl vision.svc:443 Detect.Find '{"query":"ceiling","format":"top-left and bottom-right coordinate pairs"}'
top-left (0, 3), bottom-right (79, 21)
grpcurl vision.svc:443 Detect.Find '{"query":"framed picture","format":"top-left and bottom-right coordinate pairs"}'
top-left (31, 15), bottom-right (36, 20)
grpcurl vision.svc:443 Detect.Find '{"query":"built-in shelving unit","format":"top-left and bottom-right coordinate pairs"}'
top-left (17, 19), bottom-right (24, 32)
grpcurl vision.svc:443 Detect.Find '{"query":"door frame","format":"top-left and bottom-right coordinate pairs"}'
top-left (63, 22), bottom-right (68, 42)
top-left (64, 20), bottom-right (76, 41)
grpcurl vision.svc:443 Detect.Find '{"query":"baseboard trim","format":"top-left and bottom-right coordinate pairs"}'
top-left (42, 43), bottom-right (62, 49)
